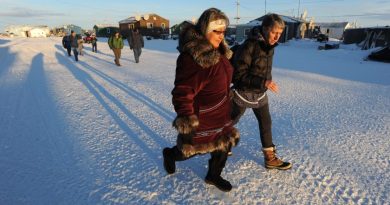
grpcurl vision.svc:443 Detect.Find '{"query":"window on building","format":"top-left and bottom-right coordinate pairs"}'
top-left (161, 23), bottom-right (166, 29)
top-left (129, 24), bottom-right (134, 30)
top-left (244, 28), bottom-right (251, 38)
top-left (147, 23), bottom-right (153, 29)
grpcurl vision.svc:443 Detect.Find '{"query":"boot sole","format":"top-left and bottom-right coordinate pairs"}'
top-left (204, 179), bottom-right (232, 192)
top-left (265, 162), bottom-right (292, 170)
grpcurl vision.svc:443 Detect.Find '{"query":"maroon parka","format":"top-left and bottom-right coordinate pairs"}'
top-left (171, 24), bottom-right (239, 157)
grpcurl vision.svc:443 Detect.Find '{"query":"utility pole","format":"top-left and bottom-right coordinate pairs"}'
top-left (265, 0), bottom-right (267, 15)
top-left (234, 0), bottom-right (240, 25)
top-left (297, 0), bottom-right (301, 18)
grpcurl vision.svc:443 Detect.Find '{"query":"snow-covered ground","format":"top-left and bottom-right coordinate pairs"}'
top-left (0, 37), bottom-right (389, 204)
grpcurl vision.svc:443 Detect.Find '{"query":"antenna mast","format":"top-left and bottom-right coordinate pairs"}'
top-left (234, 0), bottom-right (240, 25)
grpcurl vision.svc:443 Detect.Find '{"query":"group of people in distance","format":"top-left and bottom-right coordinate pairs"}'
top-left (62, 31), bottom-right (97, 62)
top-left (107, 29), bottom-right (144, 66)
top-left (62, 29), bottom-right (143, 66)
top-left (163, 8), bottom-right (292, 192)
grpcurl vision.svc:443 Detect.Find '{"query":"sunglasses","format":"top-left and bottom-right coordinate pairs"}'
top-left (212, 30), bottom-right (226, 35)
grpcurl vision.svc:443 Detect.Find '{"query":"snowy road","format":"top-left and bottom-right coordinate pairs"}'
top-left (0, 37), bottom-right (389, 204)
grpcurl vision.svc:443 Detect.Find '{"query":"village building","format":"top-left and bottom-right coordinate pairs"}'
top-left (344, 26), bottom-right (390, 49)
top-left (315, 22), bottom-right (356, 40)
top-left (5, 25), bottom-right (51, 38)
top-left (119, 14), bottom-right (169, 39)
top-left (93, 24), bottom-right (120, 37)
top-left (53, 24), bottom-right (83, 37)
top-left (235, 15), bottom-right (305, 43)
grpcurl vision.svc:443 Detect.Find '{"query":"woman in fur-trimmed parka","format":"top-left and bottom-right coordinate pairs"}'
top-left (162, 8), bottom-right (239, 192)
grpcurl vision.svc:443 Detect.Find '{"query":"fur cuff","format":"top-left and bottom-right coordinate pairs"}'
top-left (173, 114), bottom-right (199, 134)
top-left (178, 127), bottom-right (240, 158)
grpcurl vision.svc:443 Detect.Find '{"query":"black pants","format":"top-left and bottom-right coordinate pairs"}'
top-left (231, 99), bottom-right (274, 148)
top-left (66, 47), bottom-right (71, 56)
top-left (133, 47), bottom-right (142, 63)
top-left (168, 146), bottom-right (228, 177)
top-left (92, 43), bottom-right (97, 52)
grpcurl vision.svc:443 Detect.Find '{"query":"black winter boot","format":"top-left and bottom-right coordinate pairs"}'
top-left (205, 174), bottom-right (232, 192)
top-left (204, 152), bottom-right (232, 192)
top-left (163, 148), bottom-right (175, 174)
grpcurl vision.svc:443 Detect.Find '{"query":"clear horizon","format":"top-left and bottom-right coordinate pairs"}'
top-left (0, 0), bottom-right (389, 32)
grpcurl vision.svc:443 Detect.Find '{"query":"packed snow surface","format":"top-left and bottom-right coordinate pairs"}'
top-left (0, 37), bottom-right (389, 204)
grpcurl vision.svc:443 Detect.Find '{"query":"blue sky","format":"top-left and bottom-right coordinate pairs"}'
top-left (0, 0), bottom-right (389, 32)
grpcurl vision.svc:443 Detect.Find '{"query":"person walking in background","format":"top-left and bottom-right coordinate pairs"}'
top-left (91, 34), bottom-right (98, 53)
top-left (70, 31), bottom-right (79, 61)
top-left (127, 28), bottom-right (144, 63)
top-left (62, 32), bottom-right (71, 56)
top-left (108, 31), bottom-right (124, 66)
top-left (230, 13), bottom-right (292, 170)
top-left (162, 8), bottom-right (239, 192)
top-left (77, 35), bottom-right (84, 56)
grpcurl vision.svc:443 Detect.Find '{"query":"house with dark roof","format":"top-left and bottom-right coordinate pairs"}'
top-left (93, 24), bottom-right (120, 37)
top-left (235, 14), bottom-right (305, 43)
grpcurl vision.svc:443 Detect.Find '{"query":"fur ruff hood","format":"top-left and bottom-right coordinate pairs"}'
top-left (177, 23), bottom-right (233, 68)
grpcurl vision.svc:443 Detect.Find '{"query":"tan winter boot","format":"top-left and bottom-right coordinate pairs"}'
top-left (262, 147), bottom-right (292, 170)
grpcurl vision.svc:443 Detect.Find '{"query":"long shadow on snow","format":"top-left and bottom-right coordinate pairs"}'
top-left (55, 52), bottom-right (168, 168)
top-left (64, 45), bottom-right (266, 170)
top-left (55, 51), bottom-right (208, 188)
top-left (83, 49), bottom-right (137, 65)
top-left (74, 59), bottom-right (213, 178)
top-left (55, 45), bottom-right (266, 171)
top-left (82, 62), bottom-right (174, 121)
top-left (77, 54), bottom-right (268, 175)
top-left (55, 44), bottom-right (174, 121)
top-left (0, 46), bottom-right (16, 78)
top-left (0, 39), bottom-right (10, 45)
top-left (82, 43), bottom-right (135, 63)
top-left (0, 53), bottom-right (93, 204)
top-left (55, 44), bottom-right (134, 66)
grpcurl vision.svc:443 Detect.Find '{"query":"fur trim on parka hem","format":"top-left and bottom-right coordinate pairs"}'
top-left (176, 127), bottom-right (240, 158)
top-left (177, 22), bottom-right (233, 68)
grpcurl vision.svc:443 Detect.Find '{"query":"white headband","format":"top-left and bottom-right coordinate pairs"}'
top-left (206, 19), bottom-right (227, 34)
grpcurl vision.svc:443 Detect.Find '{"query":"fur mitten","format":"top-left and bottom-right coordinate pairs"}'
top-left (173, 114), bottom-right (199, 134)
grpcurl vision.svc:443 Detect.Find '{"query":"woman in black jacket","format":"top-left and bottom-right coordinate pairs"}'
top-left (231, 13), bottom-right (292, 170)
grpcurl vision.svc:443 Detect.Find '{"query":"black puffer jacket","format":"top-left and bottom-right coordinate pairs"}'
top-left (232, 26), bottom-right (278, 93)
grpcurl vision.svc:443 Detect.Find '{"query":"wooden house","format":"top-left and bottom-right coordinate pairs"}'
top-left (119, 14), bottom-right (169, 39)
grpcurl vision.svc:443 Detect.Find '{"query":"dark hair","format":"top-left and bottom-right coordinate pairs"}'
top-left (262, 13), bottom-right (285, 30)
top-left (195, 8), bottom-right (229, 36)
